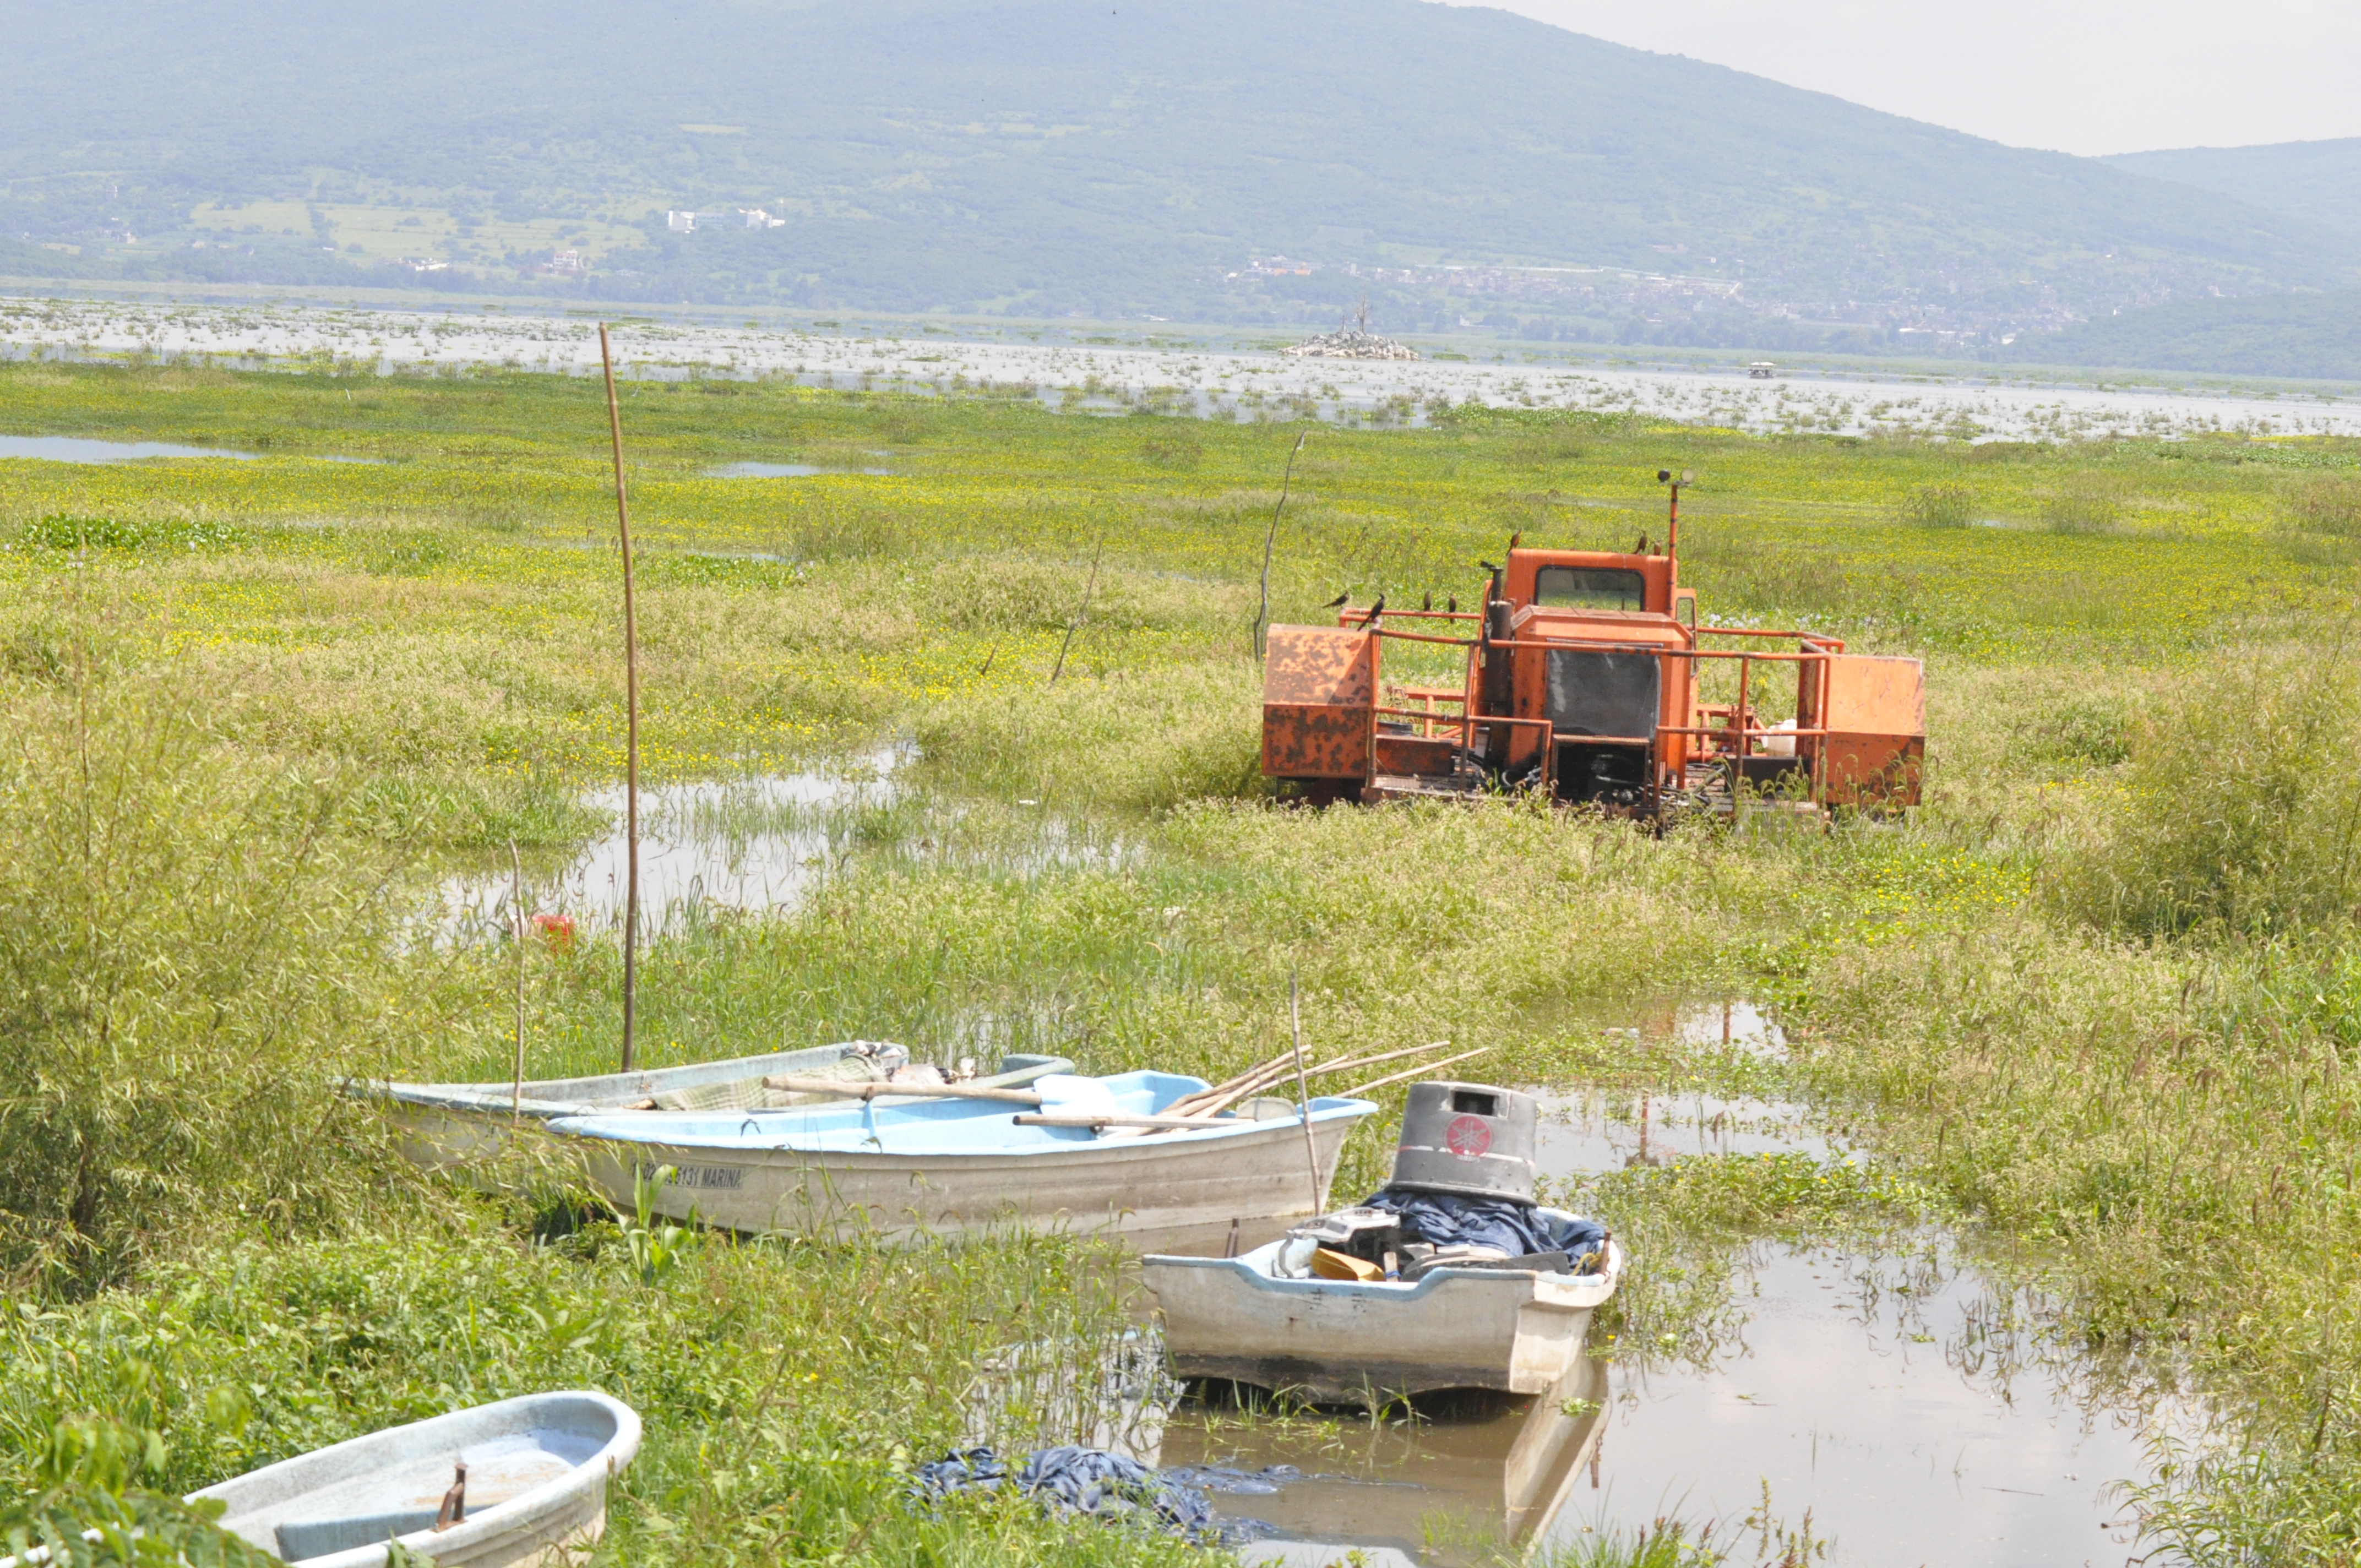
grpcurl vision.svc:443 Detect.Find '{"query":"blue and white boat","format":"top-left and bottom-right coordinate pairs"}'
top-left (547, 1072), bottom-right (1378, 1251)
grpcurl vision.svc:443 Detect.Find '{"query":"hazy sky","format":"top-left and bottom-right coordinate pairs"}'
top-left (1443, 1), bottom-right (2361, 157)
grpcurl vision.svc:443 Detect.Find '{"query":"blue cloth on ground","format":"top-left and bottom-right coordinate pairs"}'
top-left (911, 1446), bottom-right (1272, 1545)
top-left (1359, 1188), bottom-right (1607, 1261)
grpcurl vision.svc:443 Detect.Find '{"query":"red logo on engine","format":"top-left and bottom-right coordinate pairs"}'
top-left (1445, 1114), bottom-right (1493, 1159)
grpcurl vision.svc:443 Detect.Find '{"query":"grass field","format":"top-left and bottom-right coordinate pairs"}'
top-left (4, 357), bottom-right (2361, 1565)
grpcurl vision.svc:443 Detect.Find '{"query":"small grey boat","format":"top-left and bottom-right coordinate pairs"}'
top-left (190, 1390), bottom-right (640, 1568)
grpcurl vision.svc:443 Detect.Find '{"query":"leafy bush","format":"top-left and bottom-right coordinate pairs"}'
top-left (1897, 482), bottom-right (1974, 527)
top-left (2286, 474), bottom-right (2361, 536)
top-left (0, 668), bottom-right (406, 1288)
top-left (2051, 644), bottom-right (2361, 938)
top-left (2041, 475), bottom-right (2128, 533)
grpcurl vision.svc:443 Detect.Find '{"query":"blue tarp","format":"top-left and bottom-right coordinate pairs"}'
top-left (911, 1446), bottom-right (1271, 1545)
top-left (1359, 1189), bottom-right (1608, 1262)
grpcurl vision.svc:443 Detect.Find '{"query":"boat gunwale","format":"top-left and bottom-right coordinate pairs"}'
top-left (1142, 1231), bottom-right (1624, 1306)
top-left (543, 1092), bottom-right (1379, 1159)
top-left (361, 1047), bottom-right (1073, 1118)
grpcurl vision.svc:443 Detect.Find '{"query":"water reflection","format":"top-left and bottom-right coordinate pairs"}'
top-left (1165, 1358), bottom-right (1609, 1567)
top-left (0, 434), bottom-right (259, 462)
top-left (1559, 1243), bottom-right (2156, 1567)
top-left (1533, 1086), bottom-right (1835, 1170)
top-left (1164, 1241), bottom-right (2161, 1568)
top-left (437, 746), bottom-right (1139, 937)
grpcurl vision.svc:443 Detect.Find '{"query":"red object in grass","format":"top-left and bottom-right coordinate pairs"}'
top-left (529, 913), bottom-right (578, 951)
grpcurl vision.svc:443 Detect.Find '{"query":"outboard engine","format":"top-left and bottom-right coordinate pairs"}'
top-left (1388, 1081), bottom-right (1539, 1202)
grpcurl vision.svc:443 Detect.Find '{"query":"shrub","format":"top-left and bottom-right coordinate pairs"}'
top-left (2050, 644), bottom-right (2361, 938)
top-left (0, 667), bottom-right (406, 1289)
top-left (2041, 475), bottom-right (2128, 533)
top-left (2287, 475), bottom-right (2361, 536)
top-left (1897, 482), bottom-right (1975, 527)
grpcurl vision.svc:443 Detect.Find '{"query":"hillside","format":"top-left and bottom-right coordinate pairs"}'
top-left (3, 0), bottom-right (2355, 351)
top-left (2028, 289), bottom-right (2361, 383)
top-left (2108, 139), bottom-right (2361, 238)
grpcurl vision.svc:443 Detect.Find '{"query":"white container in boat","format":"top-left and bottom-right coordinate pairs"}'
top-left (1389, 1082), bottom-right (1539, 1201)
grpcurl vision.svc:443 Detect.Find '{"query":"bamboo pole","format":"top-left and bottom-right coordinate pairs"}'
top-left (760, 1075), bottom-right (1045, 1106)
top-left (1289, 974), bottom-right (1324, 1215)
top-left (1338, 1046), bottom-right (1493, 1099)
top-left (509, 840), bottom-right (526, 1122)
top-left (598, 324), bottom-right (641, 1075)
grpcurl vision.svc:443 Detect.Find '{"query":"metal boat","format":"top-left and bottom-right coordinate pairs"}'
top-left (547, 1071), bottom-right (1377, 1250)
top-left (189, 1391), bottom-right (639, 1568)
top-left (1144, 1212), bottom-right (1623, 1403)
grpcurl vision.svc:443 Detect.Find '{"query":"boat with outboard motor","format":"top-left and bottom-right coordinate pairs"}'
top-left (1143, 1081), bottom-right (1622, 1401)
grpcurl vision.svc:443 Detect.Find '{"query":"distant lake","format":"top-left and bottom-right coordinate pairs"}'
top-left (707, 462), bottom-right (893, 478)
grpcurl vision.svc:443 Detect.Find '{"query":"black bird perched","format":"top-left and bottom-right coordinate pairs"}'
top-left (1446, 595), bottom-right (1458, 614)
top-left (1634, 533), bottom-right (1650, 554)
top-left (1321, 591), bottom-right (1350, 609)
top-left (1363, 594), bottom-right (1386, 628)
top-left (1422, 591), bottom-right (1433, 612)
top-left (1508, 531), bottom-right (1524, 551)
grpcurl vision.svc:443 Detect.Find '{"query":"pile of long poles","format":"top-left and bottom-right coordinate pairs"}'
top-left (1162, 1038), bottom-right (1491, 1121)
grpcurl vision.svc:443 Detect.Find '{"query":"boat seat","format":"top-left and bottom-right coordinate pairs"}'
top-left (275, 1509), bottom-right (439, 1562)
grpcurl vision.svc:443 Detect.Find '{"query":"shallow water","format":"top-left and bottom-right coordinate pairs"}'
top-left (1533, 1086), bottom-right (1836, 1170)
top-left (0, 433), bottom-right (260, 462)
top-left (1166, 1242), bottom-right (2157, 1568)
top-left (437, 747), bottom-right (1138, 937)
top-left (9, 298), bottom-right (2358, 441)
top-left (705, 461), bottom-right (893, 477)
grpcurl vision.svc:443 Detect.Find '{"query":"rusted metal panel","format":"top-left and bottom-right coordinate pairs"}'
top-left (1820, 656), bottom-right (1924, 737)
top-left (1264, 625), bottom-right (1377, 780)
top-left (1266, 705), bottom-right (1375, 780)
top-left (1374, 733), bottom-right (1457, 777)
top-left (1264, 625), bottom-right (1375, 706)
top-left (1820, 734), bottom-right (1925, 807)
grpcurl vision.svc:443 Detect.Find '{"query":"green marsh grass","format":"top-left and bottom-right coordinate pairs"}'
top-left (5, 357), bottom-right (2361, 1560)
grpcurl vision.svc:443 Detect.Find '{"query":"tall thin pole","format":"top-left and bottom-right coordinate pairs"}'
top-left (509, 839), bottom-right (527, 1123)
top-left (599, 324), bottom-right (641, 1074)
top-left (1288, 973), bottom-right (1325, 1216)
top-left (1254, 431), bottom-right (1308, 658)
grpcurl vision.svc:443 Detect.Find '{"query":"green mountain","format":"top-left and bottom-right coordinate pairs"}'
top-left (2107, 140), bottom-right (2361, 238)
top-left (2028, 290), bottom-right (2361, 383)
top-left (5, 0), bottom-right (2356, 352)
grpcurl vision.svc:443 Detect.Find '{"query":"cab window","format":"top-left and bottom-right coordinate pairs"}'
top-left (1532, 567), bottom-right (1646, 612)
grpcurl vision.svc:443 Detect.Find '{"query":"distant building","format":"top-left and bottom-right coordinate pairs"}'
top-left (1747, 361), bottom-right (1777, 379)
top-left (738, 208), bottom-right (785, 229)
top-left (667, 210), bottom-right (697, 233)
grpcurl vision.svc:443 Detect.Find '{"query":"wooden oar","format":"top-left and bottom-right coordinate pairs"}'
top-left (1336, 1046), bottom-right (1493, 1099)
top-left (760, 1075), bottom-right (1045, 1106)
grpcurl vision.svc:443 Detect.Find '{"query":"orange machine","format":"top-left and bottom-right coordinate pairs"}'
top-left (1260, 475), bottom-right (1924, 816)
